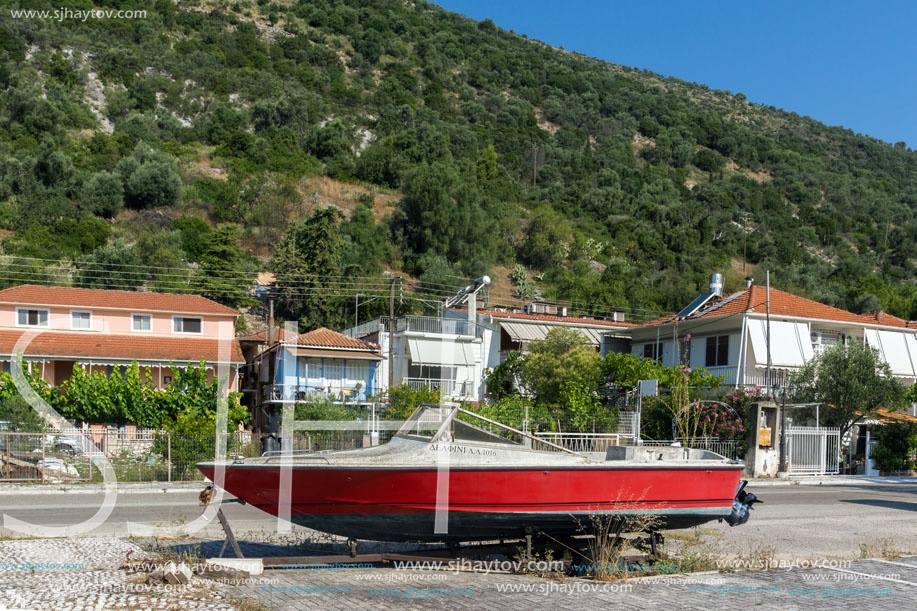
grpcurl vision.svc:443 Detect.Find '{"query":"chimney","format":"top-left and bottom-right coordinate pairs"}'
top-left (745, 276), bottom-right (754, 289)
top-left (876, 310), bottom-right (884, 324)
top-left (709, 273), bottom-right (724, 297)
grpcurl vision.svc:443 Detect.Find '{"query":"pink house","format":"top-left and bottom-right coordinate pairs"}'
top-left (0, 285), bottom-right (243, 389)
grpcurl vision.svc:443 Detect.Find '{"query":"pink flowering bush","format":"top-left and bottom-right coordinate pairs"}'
top-left (698, 387), bottom-right (765, 457)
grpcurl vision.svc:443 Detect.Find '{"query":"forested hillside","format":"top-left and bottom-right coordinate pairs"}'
top-left (1, 0), bottom-right (916, 329)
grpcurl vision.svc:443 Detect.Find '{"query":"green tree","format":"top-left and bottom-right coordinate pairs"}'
top-left (80, 171), bottom-right (124, 218)
top-left (0, 394), bottom-right (47, 432)
top-left (340, 203), bottom-right (391, 275)
top-left (195, 224), bottom-right (253, 308)
top-left (694, 148), bottom-right (726, 173)
top-left (484, 350), bottom-right (527, 401)
top-left (271, 207), bottom-right (343, 329)
top-left (75, 240), bottom-right (148, 290)
top-left (522, 327), bottom-right (602, 409)
top-left (790, 341), bottom-right (907, 435)
top-left (116, 144), bottom-right (182, 209)
top-left (384, 384), bottom-right (440, 421)
top-left (395, 162), bottom-right (497, 275)
top-left (476, 144), bottom-right (498, 181)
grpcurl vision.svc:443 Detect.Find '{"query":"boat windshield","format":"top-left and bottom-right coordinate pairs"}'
top-left (395, 404), bottom-right (522, 446)
top-left (395, 405), bottom-right (453, 439)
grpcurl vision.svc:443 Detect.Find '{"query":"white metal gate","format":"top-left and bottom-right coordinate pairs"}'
top-left (786, 426), bottom-right (840, 475)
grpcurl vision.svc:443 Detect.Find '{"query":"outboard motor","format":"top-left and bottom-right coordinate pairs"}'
top-left (725, 480), bottom-right (761, 526)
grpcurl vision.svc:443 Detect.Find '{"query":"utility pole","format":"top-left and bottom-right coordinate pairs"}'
top-left (765, 270), bottom-right (772, 397)
top-left (388, 275), bottom-right (396, 393)
top-left (354, 293), bottom-right (364, 328)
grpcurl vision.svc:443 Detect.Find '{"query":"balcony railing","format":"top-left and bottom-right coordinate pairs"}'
top-left (342, 317), bottom-right (390, 339)
top-left (396, 316), bottom-right (482, 338)
top-left (262, 384), bottom-right (383, 403)
top-left (403, 377), bottom-right (476, 399)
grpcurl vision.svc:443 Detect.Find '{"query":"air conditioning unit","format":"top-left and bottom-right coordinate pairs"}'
top-left (810, 331), bottom-right (823, 345)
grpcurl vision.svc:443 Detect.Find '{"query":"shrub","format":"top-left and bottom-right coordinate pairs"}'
top-left (873, 423), bottom-right (917, 472)
top-left (80, 171), bottom-right (124, 217)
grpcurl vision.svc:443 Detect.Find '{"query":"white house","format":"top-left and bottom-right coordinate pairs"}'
top-left (624, 277), bottom-right (917, 390)
top-left (343, 314), bottom-right (485, 402)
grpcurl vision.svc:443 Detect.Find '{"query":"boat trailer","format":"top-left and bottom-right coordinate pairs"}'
top-left (198, 485), bottom-right (671, 568)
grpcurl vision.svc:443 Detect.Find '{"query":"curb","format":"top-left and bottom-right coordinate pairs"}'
top-left (0, 482), bottom-right (208, 495)
top-left (748, 476), bottom-right (917, 487)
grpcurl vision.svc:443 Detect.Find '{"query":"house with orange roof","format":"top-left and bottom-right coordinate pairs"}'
top-left (254, 327), bottom-right (384, 412)
top-left (624, 275), bottom-right (917, 391)
top-left (0, 284), bottom-right (243, 390)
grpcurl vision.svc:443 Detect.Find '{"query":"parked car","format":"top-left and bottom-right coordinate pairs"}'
top-left (29, 435), bottom-right (84, 456)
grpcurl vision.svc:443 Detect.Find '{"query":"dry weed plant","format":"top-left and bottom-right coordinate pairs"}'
top-left (570, 486), bottom-right (669, 581)
top-left (859, 538), bottom-right (904, 560)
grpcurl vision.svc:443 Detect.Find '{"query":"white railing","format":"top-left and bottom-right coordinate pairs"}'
top-left (786, 426), bottom-right (840, 475)
top-left (641, 437), bottom-right (742, 460)
top-left (263, 384), bottom-right (382, 403)
top-left (397, 316), bottom-right (482, 337)
top-left (342, 317), bottom-right (390, 338)
top-left (403, 378), bottom-right (475, 399)
top-left (533, 433), bottom-right (625, 453)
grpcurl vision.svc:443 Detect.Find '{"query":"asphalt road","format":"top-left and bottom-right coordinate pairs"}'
top-left (0, 482), bottom-right (915, 558)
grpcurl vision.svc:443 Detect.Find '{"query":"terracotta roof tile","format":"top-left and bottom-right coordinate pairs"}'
top-left (292, 327), bottom-right (379, 350)
top-left (0, 285), bottom-right (237, 316)
top-left (237, 327), bottom-right (300, 342)
top-left (637, 286), bottom-right (910, 329)
top-left (858, 311), bottom-right (910, 328)
top-left (470, 309), bottom-right (638, 328)
top-left (0, 330), bottom-right (243, 363)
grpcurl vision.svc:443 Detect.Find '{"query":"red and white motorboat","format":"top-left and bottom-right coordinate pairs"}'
top-left (198, 405), bottom-right (758, 542)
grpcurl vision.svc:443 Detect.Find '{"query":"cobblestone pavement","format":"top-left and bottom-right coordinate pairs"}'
top-left (223, 555), bottom-right (917, 610)
top-left (2, 537), bottom-right (915, 610)
top-left (0, 538), bottom-right (239, 610)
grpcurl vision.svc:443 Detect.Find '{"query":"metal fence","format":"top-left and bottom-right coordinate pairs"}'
top-left (0, 430), bottom-right (259, 484)
top-left (785, 426), bottom-right (841, 475)
top-left (640, 437), bottom-right (743, 460)
top-left (533, 432), bottom-right (626, 453)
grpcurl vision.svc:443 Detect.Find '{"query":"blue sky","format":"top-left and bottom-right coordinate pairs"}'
top-left (436, 0), bottom-right (917, 148)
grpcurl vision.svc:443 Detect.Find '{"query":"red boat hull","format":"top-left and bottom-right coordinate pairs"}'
top-left (198, 463), bottom-right (744, 541)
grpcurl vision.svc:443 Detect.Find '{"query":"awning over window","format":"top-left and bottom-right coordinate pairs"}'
top-left (407, 338), bottom-right (475, 366)
top-left (907, 335), bottom-right (917, 376)
top-left (865, 329), bottom-right (916, 376)
top-left (747, 320), bottom-right (813, 368)
top-left (501, 322), bottom-right (601, 347)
